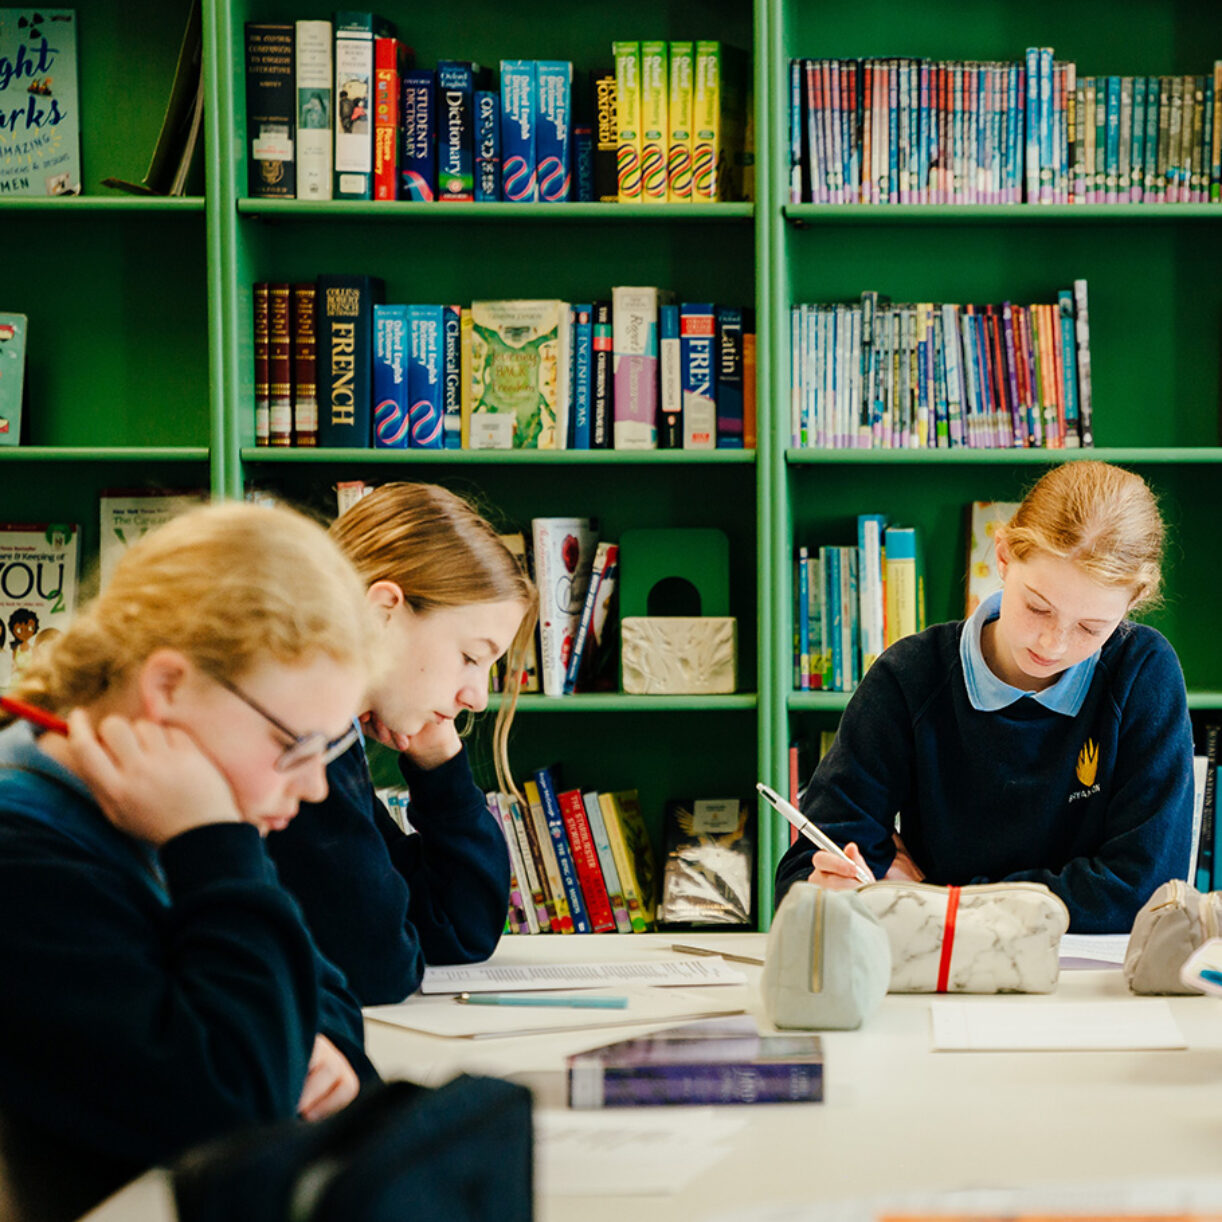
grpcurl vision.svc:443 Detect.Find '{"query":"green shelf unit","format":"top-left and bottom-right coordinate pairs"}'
top-left (238, 200), bottom-right (756, 222)
top-left (242, 448), bottom-right (756, 465)
top-left (765, 0), bottom-right (1222, 900)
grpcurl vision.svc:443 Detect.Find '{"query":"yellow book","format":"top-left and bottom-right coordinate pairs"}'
top-left (614, 41), bottom-right (642, 202)
top-left (692, 41), bottom-right (746, 202)
top-left (599, 790), bottom-right (657, 931)
top-left (524, 779), bottom-right (573, 933)
top-left (639, 41), bottom-right (668, 202)
top-left (667, 42), bottom-right (694, 202)
top-left (882, 525), bottom-right (925, 648)
top-left (459, 306), bottom-right (473, 449)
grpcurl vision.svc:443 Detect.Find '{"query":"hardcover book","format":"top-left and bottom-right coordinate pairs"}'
top-left (658, 797), bottom-right (754, 927)
top-left (638, 42), bottom-right (667, 202)
top-left (268, 283), bottom-right (292, 446)
top-left (536, 60), bottom-right (572, 202)
top-left (469, 299), bottom-right (570, 449)
top-left (474, 88), bottom-right (500, 201)
top-left (581, 790), bottom-right (634, 933)
top-left (557, 787), bottom-right (616, 932)
top-left (334, 13), bottom-right (394, 199)
top-left (0, 8), bottom-right (79, 197)
top-left (245, 22), bottom-right (295, 199)
top-left (964, 500), bottom-right (1019, 616)
top-left (407, 303), bottom-right (444, 447)
top-left (500, 59), bottom-right (537, 201)
top-left (253, 283), bottom-right (269, 444)
top-left (0, 522), bottom-right (79, 691)
top-left (532, 766), bottom-right (591, 933)
top-left (442, 304), bottom-right (462, 448)
top-left (373, 36), bottom-right (405, 200)
top-left (613, 41), bottom-right (641, 202)
top-left (291, 283), bottom-right (318, 445)
top-left (714, 305), bottom-right (744, 448)
top-left (316, 273), bottom-right (385, 447)
top-left (567, 1016), bottom-right (824, 1108)
top-left (295, 19), bottom-right (333, 200)
top-left (613, 285), bottom-right (673, 449)
top-left (399, 69), bottom-right (436, 199)
top-left (372, 303), bottom-right (409, 448)
top-left (667, 42), bottom-right (695, 202)
top-left (679, 302), bottom-right (716, 449)
top-left (531, 516), bottom-right (598, 696)
top-left (437, 60), bottom-right (476, 201)
top-left (0, 313), bottom-right (27, 446)
top-left (591, 69), bottom-right (618, 202)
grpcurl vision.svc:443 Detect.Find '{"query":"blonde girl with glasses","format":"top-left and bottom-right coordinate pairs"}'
top-left (0, 502), bottom-right (383, 1222)
top-left (775, 461), bottom-right (1194, 933)
top-left (265, 482), bottom-right (536, 1005)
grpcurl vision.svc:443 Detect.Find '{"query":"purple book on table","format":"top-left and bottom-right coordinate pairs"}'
top-left (567, 1016), bottom-right (824, 1108)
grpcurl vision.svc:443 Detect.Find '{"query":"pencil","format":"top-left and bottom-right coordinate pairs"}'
top-left (670, 943), bottom-right (765, 967)
top-left (0, 696), bottom-right (69, 736)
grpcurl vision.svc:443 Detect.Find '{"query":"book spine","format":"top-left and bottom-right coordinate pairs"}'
top-left (570, 305), bottom-right (593, 450)
top-left (372, 303), bottom-right (410, 448)
top-left (578, 1063), bottom-right (823, 1107)
top-left (585, 543), bottom-right (619, 692)
top-left (373, 37), bottom-right (400, 200)
top-left (797, 544), bottom-right (810, 688)
top-left (500, 59), bottom-right (538, 202)
top-left (593, 70), bottom-right (619, 202)
top-left (437, 61), bottom-right (475, 201)
top-left (639, 42), bottom-right (668, 203)
top-left (1118, 74), bottom-right (1132, 204)
top-left (532, 516), bottom-right (596, 695)
top-left (407, 304), bottom-right (444, 447)
top-left (524, 781), bottom-right (570, 932)
top-left (474, 89), bottom-right (501, 201)
top-left (598, 793), bottom-right (649, 932)
top-left (613, 286), bottom-right (663, 449)
top-left (333, 14), bottom-right (379, 199)
top-left (399, 70), bottom-right (436, 200)
top-left (743, 312), bottom-right (758, 449)
top-left (582, 791), bottom-right (633, 933)
top-left (692, 41), bottom-right (721, 201)
top-left (459, 307), bottom-right (474, 447)
top-left (591, 301), bottom-right (613, 447)
top-left (668, 42), bottom-right (695, 202)
top-left (268, 284), bottom-right (292, 446)
top-left (680, 303), bottom-right (716, 449)
top-left (503, 794), bottom-right (548, 932)
top-left (295, 20), bottom-right (333, 200)
top-left (557, 789), bottom-right (617, 932)
top-left (1130, 74), bottom-right (1146, 202)
top-left (442, 304), bottom-right (463, 449)
top-left (253, 282), bottom-right (270, 445)
top-left (316, 274), bottom-right (384, 447)
top-left (574, 123), bottom-right (594, 201)
top-left (564, 540), bottom-right (612, 694)
top-left (614, 42), bottom-right (642, 201)
top-left (290, 283), bottom-right (318, 446)
top-left (245, 23), bottom-right (296, 199)
top-left (536, 60), bottom-right (573, 202)
top-left (490, 794), bottom-right (531, 934)
top-left (1057, 290), bottom-right (1080, 446)
top-left (1072, 279), bottom-right (1093, 447)
top-left (1213, 62), bottom-right (1222, 203)
top-left (534, 769), bottom-right (591, 933)
top-left (714, 305), bottom-right (744, 448)
top-left (658, 304), bottom-right (682, 448)
top-left (1197, 724), bottom-right (1219, 894)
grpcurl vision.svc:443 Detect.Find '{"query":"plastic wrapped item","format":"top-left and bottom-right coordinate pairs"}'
top-left (658, 798), bottom-right (754, 927)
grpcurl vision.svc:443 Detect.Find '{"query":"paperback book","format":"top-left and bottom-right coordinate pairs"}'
top-left (0, 522), bottom-right (79, 691)
top-left (98, 491), bottom-right (207, 590)
top-left (0, 313), bottom-right (28, 446)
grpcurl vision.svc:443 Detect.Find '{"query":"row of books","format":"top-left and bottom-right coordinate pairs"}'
top-left (245, 17), bottom-right (747, 204)
top-left (794, 517), bottom-right (926, 693)
top-left (790, 282), bottom-right (1093, 451)
top-left (254, 278), bottom-right (756, 450)
top-left (789, 54), bottom-right (1222, 206)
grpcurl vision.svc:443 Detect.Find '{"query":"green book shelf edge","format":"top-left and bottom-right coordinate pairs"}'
top-left (490, 694), bottom-right (758, 712)
top-left (785, 447), bottom-right (1222, 465)
top-left (0, 446), bottom-right (210, 462)
top-left (791, 691), bottom-right (1222, 712)
top-left (241, 447), bottom-right (757, 465)
top-left (0, 197), bottom-right (205, 214)
top-left (238, 200), bottom-right (755, 222)
top-left (783, 204), bottom-right (1222, 226)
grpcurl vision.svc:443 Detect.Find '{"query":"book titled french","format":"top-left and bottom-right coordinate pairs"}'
top-left (568, 1017), bottom-right (824, 1108)
top-left (613, 285), bottom-right (673, 449)
top-left (316, 273), bottom-right (384, 447)
top-left (245, 22), bottom-right (295, 199)
top-left (680, 302), bottom-right (717, 449)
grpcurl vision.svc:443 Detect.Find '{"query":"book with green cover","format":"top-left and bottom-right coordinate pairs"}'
top-left (0, 314), bottom-right (28, 446)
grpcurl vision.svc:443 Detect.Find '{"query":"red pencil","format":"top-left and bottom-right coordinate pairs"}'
top-left (0, 696), bottom-right (69, 736)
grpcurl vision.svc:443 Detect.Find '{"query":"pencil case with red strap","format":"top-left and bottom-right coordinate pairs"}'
top-left (854, 880), bottom-right (1070, 994)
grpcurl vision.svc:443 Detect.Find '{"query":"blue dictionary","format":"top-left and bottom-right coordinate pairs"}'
top-left (572, 304), bottom-right (593, 448)
top-left (372, 304), bottom-right (410, 448)
top-left (573, 124), bottom-right (594, 201)
top-left (437, 61), bottom-right (475, 201)
top-left (533, 766), bottom-right (591, 934)
top-left (316, 274), bottom-right (385, 447)
top-left (407, 305), bottom-right (444, 447)
top-left (474, 89), bottom-right (501, 201)
top-left (442, 304), bottom-right (462, 448)
top-left (714, 306), bottom-right (744, 449)
top-left (679, 303), bottom-right (716, 450)
top-left (400, 70), bottom-right (436, 200)
top-left (500, 60), bottom-right (537, 201)
top-left (536, 60), bottom-right (572, 201)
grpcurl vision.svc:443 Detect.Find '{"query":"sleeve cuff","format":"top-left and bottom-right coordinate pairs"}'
top-left (160, 822), bottom-right (273, 896)
top-left (398, 745), bottom-right (482, 816)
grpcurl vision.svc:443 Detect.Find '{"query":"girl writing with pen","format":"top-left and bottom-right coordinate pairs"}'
top-left (775, 461), bottom-right (1194, 933)
top-left (0, 503), bottom-right (383, 1222)
top-left (265, 482), bottom-right (536, 1005)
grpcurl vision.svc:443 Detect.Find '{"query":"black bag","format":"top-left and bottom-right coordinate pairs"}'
top-left (172, 1075), bottom-right (532, 1222)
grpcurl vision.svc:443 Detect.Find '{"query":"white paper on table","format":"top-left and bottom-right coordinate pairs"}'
top-left (365, 985), bottom-right (745, 1039)
top-left (1058, 932), bottom-right (1130, 968)
top-left (929, 998), bottom-right (1187, 1051)
top-left (535, 1107), bottom-right (748, 1197)
top-left (419, 956), bottom-right (747, 995)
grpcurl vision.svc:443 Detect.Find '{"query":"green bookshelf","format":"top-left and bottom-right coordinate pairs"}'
top-left (5, 0), bottom-right (1220, 929)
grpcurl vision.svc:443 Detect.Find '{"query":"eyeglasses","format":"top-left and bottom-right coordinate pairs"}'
top-left (211, 673), bottom-right (359, 772)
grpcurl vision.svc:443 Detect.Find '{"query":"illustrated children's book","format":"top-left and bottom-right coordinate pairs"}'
top-left (658, 797), bottom-right (755, 927)
top-left (469, 300), bottom-right (571, 449)
top-left (0, 522), bottom-right (79, 691)
top-left (567, 1015), bottom-right (823, 1107)
top-left (0, 9), bottom-right (80, 197)
top-left (965, 500), bottom-right (1020, 615)
top-left (0, 313), bottom-right (28, 445)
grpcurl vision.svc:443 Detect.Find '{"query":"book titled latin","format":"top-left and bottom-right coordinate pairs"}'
top-left (567, 1016), bottom-right (824, 1108)
top-left (0, 9), bottom-right (80, 197)
top-left (0, 522), bottom-right (79, 691)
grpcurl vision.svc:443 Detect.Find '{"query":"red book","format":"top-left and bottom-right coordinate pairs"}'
top-left (374, 37), bottom-right (404, 200)
top-left (268, 283), bottom-right (292, 447)
top-left (291, 283), bottom-right (318, 447)
top-left (253, 282), bottom-right (270, 446)
top-left (557, 788), bottom-right (617, 933)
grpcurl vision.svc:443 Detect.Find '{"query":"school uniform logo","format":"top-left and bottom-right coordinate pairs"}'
top-left (1069, 739), bottom-right (1101, 803)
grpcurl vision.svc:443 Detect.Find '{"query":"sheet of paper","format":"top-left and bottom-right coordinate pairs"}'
top-left (929, 999), bottom-right (1187, 1051)
top-left (365, 985), bottom-right (745, 1039)
top-left (419, 956), bottom-right (747, 995)
top-left (535, 1107), bottom-right (748, 1196)
top-left (1058, 932), bottom-right (1130, 968)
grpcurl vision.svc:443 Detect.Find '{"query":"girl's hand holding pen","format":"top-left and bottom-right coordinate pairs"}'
top-left (807, 833), bottom-right (925, 889)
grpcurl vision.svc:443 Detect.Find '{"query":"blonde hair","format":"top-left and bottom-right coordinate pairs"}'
top-left (328, 482), bottom-right (536, 794)
top-left (1001, 461), bottom-right (1164, 612)
top-left (3, 502), bottom-right (381, 719)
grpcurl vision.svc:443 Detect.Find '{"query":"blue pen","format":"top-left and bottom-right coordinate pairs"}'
top-left (455, 992), bottom-right (628, 1009)
top-left (1199, 969), bottom-right (1222, 987)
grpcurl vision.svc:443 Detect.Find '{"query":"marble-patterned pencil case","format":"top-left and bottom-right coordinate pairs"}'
top-left (1124, 878), bottom-right (1222, 995)
top-left (855, 880), bottom-right (1070, 994)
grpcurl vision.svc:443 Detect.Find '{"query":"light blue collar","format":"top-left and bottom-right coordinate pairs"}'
top-left (960, 589), bottom-right (1098, 716)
